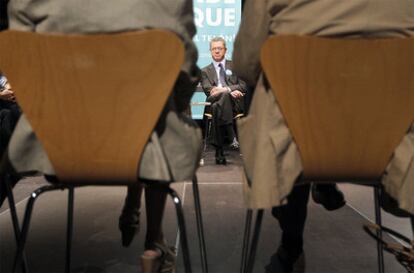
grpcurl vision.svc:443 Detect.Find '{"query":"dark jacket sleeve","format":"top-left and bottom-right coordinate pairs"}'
top-left (200, 68), bottom-right (214, 97)
top-left (227, 76), bottom-right (248, 94)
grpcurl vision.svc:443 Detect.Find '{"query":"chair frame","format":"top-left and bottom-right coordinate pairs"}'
top-left (3, 174), bottom-right (29, 273)
top-left (240, 182), bottom-right (384, 273)
top-left (8, 176), bottom-right (207, 273)
top-left (0, 30), bottom-right (208, 273)
top-left (240, 35), bottom-right (414, 273)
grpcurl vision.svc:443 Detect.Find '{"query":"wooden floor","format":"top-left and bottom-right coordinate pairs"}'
top-left (0, 149), bottom-right (412, 273)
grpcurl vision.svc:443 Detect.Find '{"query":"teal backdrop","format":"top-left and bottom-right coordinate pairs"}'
top-left (191, 0), bottom-right (242, 119)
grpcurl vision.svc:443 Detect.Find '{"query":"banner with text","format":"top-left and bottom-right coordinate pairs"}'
top-left (193, 0), bottom-right (242, 69)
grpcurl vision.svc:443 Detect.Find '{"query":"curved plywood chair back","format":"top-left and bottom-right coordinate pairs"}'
top-left (261, 35), bottom-right (414, 181)
top-left (0, 30), bottom-right (184, 183)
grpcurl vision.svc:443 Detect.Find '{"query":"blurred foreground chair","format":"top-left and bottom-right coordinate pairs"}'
top-left (0, 30), bottom-right (207, 273)
top-left (240, 35), bottom-right (414, 273)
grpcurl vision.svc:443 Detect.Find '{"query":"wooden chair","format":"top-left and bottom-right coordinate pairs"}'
top-left (240, 35), bottom-right (414, 273)
top-left (0, 30), bottom-right (207, 273)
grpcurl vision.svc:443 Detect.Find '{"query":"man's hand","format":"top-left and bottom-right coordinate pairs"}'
top-left (230, 90), bottom-right (243, 99)
top-left (210, 86), bottom-right (228, 97)
top-left (0, 89), bottom-right (15, 101)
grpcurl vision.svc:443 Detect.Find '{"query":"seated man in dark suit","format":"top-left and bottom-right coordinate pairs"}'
top-left (201, 37), bottom-right (247, 165)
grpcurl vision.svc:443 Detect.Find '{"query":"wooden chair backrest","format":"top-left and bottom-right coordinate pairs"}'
top-left (261, 35), bottom-right (414, 182)
top-left (0, 30), bottom-right (184, 184)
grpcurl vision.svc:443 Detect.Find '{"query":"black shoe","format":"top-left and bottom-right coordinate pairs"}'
top-left (215, 148), bottom-right (227, 165)
top-left (229, 137), bottom-right (240, 150)
top-left (215, 155), bottom-right (227, 165)
top-left (312, 183), bottom-right (346, 211)
top-left (265, 246), bottom-right (305, 273)
top-left (380, 190), bottom-right (412, 218)
top-left (119, 209), bottom-right (140, 247)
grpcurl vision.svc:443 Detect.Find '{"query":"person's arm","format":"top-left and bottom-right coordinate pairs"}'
top-left (233, 0), bottom-right (290, 87)
top-left (228, 77), bottom-right (248, 94)
top-left (200, 69), bottom-right (215, 97)
top-left (200, 70), bottom-right (229, 97)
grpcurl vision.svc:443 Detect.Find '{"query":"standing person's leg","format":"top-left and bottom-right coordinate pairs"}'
top-left (0, 103), bottom-right (23, 207)
top-left (271, 183), bottom-right (310, 271)
top-left (119, 183), bottom-right (143, 247)
top-left (144, 185), bottom-right (167, 250)
top-left (141, 185), bottom-right (176, 273)
top-left (0, 152), bottom-right (23, 207)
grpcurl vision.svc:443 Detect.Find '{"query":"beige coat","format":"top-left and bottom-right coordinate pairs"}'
top-left (6, 0), bottom-right (202, 182)
top-left (233, 0), bottom-right (414, 213)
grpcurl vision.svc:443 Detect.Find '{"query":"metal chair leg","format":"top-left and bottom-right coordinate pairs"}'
top-left (374, 186), bottom-right (385, 273)
top-left (200, 117), bottom-right (212, 166)
top-left (12, 184), bottom-right (65, 273)
top-left (240, 209), bottom-right (253, 273)
top-left (246, 210), bottom-right (264, 273)
top-left (166, 187), bottom-right (192, 273)
top-left (4, 174), bottom-right (28, 273)
top-left (203, 118), bottom-right (210, 153)
top-left (191, 176), bottom-right (208, 273)
top-left (65, 187), bottom-right (75, 273)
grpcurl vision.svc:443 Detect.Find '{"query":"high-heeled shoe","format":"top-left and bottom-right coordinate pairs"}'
top-left (140, 242), bottom-right (176, 273)
top-left (119, 209), bottom-right (140, 247)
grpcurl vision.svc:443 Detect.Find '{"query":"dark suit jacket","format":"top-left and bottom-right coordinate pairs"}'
top-left (0, 0), bottom-right (8, 30)
top-left (200, 60), bottom-right (247, 97)
top-left (200, 60), bottom-right (248, 116)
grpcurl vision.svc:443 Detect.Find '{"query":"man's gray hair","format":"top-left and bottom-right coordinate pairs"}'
top-left (209, 36), bottom-right (226, 49)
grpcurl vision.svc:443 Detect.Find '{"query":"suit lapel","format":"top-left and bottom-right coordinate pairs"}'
top-left (224, 60), bottom-right (233, 85)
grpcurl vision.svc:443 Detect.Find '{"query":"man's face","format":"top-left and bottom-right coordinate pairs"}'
top-left (210, 41), bottom-right (226, 62)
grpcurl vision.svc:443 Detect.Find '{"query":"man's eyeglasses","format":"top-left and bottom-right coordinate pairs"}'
top-left (211, 47), bottom-right (225, 51)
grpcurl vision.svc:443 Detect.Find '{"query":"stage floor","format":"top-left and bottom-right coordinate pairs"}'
top-left (0, 149), bottom-right (411, 273)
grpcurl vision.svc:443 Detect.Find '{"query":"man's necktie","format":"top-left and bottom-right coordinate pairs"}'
top-left (218, 63), bottom-right (228, 87)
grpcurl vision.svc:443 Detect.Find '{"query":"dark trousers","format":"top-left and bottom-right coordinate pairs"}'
top-left (0, 102), bottom-right (20, 156)
top-left (0, 102), bottom-right (22, 206)
top-left (272, 183), bottom-right (310, 257)
top-left (207, 92), bottom-right (243, 148)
